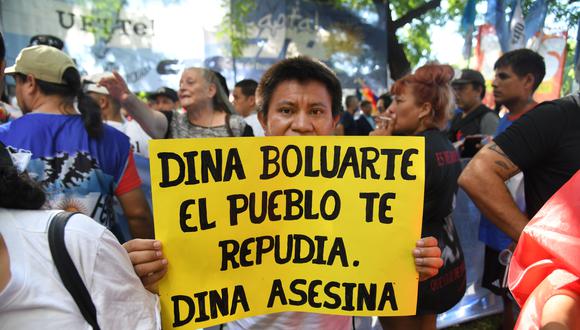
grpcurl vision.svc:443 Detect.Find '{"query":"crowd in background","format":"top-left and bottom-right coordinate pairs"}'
top-left (0, 30), bottom-right (579, 330)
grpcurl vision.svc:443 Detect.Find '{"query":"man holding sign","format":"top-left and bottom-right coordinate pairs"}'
top-left (110, 57), bottom-right (444, 329)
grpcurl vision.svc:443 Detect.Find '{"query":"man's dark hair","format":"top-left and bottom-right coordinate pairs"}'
top-left (378, 93), bottom-right (392, 109)
top-left (345, 95), bottom-right (358, 109)
top-left (0, 32), bottom-right (5, 61)
top-left (494, 49), bottom-right (546, 92)
top-left (257, 56), bottom-right (342, 117)
top-left (14, 68), bottom-right (103, 138)
top-left (360, 100), bottom-right (372, 108)
top-left (235, 79), bottom-right (258, 97)
top-left (474, 83), bottom-right (486, 100)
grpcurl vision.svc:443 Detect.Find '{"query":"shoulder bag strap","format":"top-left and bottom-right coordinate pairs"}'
top-left (48, 211), bottom-right (101, 330)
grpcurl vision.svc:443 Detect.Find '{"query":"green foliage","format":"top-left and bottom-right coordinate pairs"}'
top-left (72, 0), bottom-right (126, 43)
top-left (222, 0), bottom-right (578, 69)
top-left (218, 0), bottom-right (256, 58)
top-left (562, 39), bottom-right (577, 96)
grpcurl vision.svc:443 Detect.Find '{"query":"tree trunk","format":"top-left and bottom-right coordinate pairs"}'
top-left (373, 0), bottom-right (441, 81)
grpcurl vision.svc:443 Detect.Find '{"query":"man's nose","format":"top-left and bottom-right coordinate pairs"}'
top-left (291, 111), bottom-right (312, 133)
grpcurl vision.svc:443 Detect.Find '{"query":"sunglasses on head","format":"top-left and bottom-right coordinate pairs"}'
top-left (29, 35), bottom-right (64, 50)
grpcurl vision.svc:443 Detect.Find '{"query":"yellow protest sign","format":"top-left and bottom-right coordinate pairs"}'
top-left (150, 136), bottom-right (425, 329)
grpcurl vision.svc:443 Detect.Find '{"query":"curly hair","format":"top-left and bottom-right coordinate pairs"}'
top-left (0, 166), bottom-right (46, 210)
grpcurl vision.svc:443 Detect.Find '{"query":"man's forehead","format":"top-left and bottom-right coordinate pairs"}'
top-left (495, 65), bottom-right (515, 74)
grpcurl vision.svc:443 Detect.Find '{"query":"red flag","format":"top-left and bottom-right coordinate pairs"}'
top-left (509, 170), bottom-right (580, 329)
top-left (358, 80), bottom-right (378, 114)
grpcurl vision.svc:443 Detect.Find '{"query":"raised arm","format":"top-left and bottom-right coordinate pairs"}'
top-left (458, 142), bottom-right (528, 241)
top-left (99, 71), bottom-right (168, 138)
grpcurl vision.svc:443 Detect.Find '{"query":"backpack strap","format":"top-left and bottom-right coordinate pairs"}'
top-left (48, 211), bottom-right (101, 330)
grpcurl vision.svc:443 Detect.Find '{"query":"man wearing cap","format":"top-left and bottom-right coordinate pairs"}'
top-left (0, 45), bottom-right (153, 240)
top-left (85, 73), bottom-right (154, 215)
top-left (150, 86), bottom-right (179, 112)
top-left (85, 73), bottom-right (152, 158)
top-left (448, 69), bottom-right (498, 144)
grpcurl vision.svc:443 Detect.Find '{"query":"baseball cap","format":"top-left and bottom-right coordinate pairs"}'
top-left (452, 69), bottom-right (485, 87)
top-left (83, 72), bottom-right (113, 95)
top-left (4, 45), bottom-right (75, 85)
top-left (150, 87), bottom-right (178, 102)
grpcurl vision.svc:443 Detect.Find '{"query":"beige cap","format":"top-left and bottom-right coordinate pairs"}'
top-left (4, 45), bottom-right (76, 85)
top-left (83, 72), bottom-right (113, 95)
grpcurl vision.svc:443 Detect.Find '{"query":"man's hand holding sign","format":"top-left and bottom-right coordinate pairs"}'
top-left (147, 136), bottom-right (426, 328)
top-left (120, 57), bottom-right (446, 330)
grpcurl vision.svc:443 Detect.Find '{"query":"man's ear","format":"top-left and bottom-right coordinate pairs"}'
top-left (98, 95), bottom-right (109, 109)
top-left (523, 73), bottom-right (536, 92)
top-left (333, 113), bottom-right (341, 128)
top-left (248, 95), bottom-right (256, 107)
top-left (24, 74), bottom-right (38, 93)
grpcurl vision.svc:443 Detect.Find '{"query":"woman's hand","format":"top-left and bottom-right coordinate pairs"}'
top-left (413, 236), bottom-right (443, 281)
top-left (98, 71), bottom-right (132, 103)
top-left (370, 113), bottom-right (396, 136)
top-left (123, 239), bottom-right (168, 293)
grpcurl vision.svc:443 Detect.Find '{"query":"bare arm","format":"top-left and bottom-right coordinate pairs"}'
top-left (541, 292), bottom-right (580, 330)
top-left (99, 71), bottom-right (168, 138)
top-left (458, 142), bottom-right (528, 241)
top-left (118, 188), bottom-right (155, 239)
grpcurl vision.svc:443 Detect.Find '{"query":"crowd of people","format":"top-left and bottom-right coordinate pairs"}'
top-left (0, 28), bottom-right (579, 330)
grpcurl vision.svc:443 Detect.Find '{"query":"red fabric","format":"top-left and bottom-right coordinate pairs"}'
top-left (508, 170), bottom-right (580, 329)
top-left (114, 150), bottom-right (142, 196)
top-left (507, 101), bottom-right (538, 121)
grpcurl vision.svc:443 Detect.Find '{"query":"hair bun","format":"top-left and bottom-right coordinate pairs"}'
top-left (414, 64), bottom-right (454, 86)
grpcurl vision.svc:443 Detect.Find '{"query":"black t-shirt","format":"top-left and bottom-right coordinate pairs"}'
top-left (422, 129), bottom-right (462, 229)
top-left (417, 129), bottom-right (465, 314)
top-left (494, 93), bottom-right (580, 217)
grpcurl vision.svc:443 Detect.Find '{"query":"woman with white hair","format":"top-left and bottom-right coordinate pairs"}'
top-left (100, 67), bottom-right (253, 139)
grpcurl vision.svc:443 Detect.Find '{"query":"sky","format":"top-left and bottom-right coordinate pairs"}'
top-left (430, 0), bottom-right (579, 68)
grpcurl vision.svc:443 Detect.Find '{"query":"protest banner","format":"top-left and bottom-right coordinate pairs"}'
top-left (149, 136), bottom-right (425, 329)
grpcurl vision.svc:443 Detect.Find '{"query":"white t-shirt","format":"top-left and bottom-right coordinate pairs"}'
top-left (104, 118), bottom-right (151, 159)
top-left (0, 209), bottom-right (160, 330)
top-left (244, 113), bottom-right (265, 137)
top-left (229, 312), bottom-right (352, 330)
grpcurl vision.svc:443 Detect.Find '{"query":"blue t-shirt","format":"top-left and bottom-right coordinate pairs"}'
top-left (0, 113), bottom-right (136, 229)
top-left (478, 114), bottom-right (517, 251)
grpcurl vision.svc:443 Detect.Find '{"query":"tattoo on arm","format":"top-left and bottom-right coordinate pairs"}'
top-left (488, 143), bottom-right (520, 176)
top-left (488, 143), bottom-right (509, 158)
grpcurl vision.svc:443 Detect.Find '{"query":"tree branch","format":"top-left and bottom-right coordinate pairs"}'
top-left (393, 0), bottom-right (441, 30)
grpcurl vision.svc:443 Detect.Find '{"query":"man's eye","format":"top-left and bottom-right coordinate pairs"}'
top-left (311, 108), bottom-right (324, 115)
top-left (278, 107), bottom-right (292, 114)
